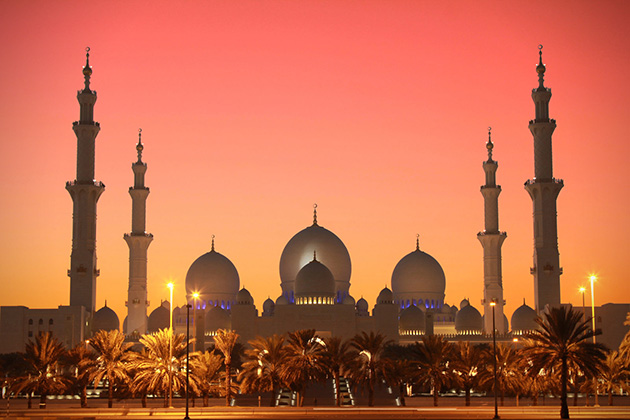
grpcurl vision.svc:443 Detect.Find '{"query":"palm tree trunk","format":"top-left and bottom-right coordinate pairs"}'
top-left (27, 393), bottom-right (32, 409)
top-left (108, 380), bottom-right (113, 408)
top-left (81, 385), bottom-right (87, 408)
top-left (39, 393), bottom-right (46, 409)
top-left (516, 394), bottom-right (520, 407)
top-left (432, 378), bottom-right (438, 407)
top-left (560, 356), bottom-right (569, 419)
top-left (141, 393), bottom-right (147, 408)
top-left (271, 385), bottom-right (278, 407)
top-left (225, 362), bottom-right (231, 406)
top-left (465, 388), bottom-right (470, 406)
top-left (203, 393), bottom-right (209, 407)
top-left (608, 391), bottom-right (613, 406)
top-left (573, 380), bottom-right (578, 406)
top-left (368, 382), bottom-right (374, 407)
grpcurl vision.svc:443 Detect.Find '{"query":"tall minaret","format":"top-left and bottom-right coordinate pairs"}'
top-left (124, 129), bottom-right (153, 336)
top-left (66, 48), bottom-right (104, 314)
top-left (524, 45), bottom-right (563, 313)
top-left (478, 128), bottom-right (507, 334)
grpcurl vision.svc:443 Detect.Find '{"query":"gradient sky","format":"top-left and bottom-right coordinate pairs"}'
top-left (1, 0), bottom-right (629, 324)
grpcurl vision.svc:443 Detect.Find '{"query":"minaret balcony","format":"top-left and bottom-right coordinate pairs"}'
top-left (524, 178), bottom-right (563, 186)
top-left (72, 121), bottom-right (100, 127)
top-left (66, 180), bottom-right (105, 188)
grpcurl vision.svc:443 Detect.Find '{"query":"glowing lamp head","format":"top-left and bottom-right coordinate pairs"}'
top-left (589, 275), bottom-right (597, 283)
top-left (167, 282), bottom-right (174, 291)
top-left (192, 292), bottom-right (200, 299)
top-left (579, 286), bottom-right (586, 293)
top-left (490, 300), bottom-right (496, 307)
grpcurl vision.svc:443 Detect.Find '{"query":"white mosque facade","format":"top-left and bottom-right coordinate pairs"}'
top-left (1, 48), bottom-right (629, 354)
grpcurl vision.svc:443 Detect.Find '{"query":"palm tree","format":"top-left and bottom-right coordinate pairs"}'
top-left (12, 332), bottom-right (69, 409)
top-left (523, 305), bottom-right (607, 419)
top-left (239, 334), bottom-right (287, 406)
top-left (347, 331), bottom-right (392, 407)
top-left (599, 350), bottom-right (630, 406)
top-left (190, 350), bottom-right (223, 406)
top-left (64, 343), bottom-right (96, 408)
top-left (88, 329), bottom-right (133, 408)
top-left (412, 334), bottom-right (453, 407)
top-left (619, 313), bottom-right (630, 365)
top-left (213, 329), bottom-right (239, 406)
top-left (130, 329), bottom-right (193, 407)
top-left (450, 341), bottom-right (491, 406)
top-left (280, 329), bottom-right (326, 407)
top-left (495, 343), bottom-right (522, 405)
top-left (322, 336), bottom-right (353, 407)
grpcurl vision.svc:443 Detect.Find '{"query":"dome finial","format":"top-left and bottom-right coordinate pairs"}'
top-left (136, 128), bottom-right (144, 162)
top-left (536, 44), bottom-right (546, 90)
top-left (313, 203), bottom-right (318, 225)
top-left (313, 249), bottom-right (317, 261)
top-left (211, 234), bottom-right (215, 252)
top-left (416, 233), bottom-right (420, 251)
top-left (486, 126), bottom-right (494, 161)
top-left (104, 299), bottom-right (108, 307)
top-left (82, 47), bottom-right (92, 91)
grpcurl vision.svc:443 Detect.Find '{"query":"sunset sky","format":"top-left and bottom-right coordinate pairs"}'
top-left (1, 0), bottom-right (629, 325)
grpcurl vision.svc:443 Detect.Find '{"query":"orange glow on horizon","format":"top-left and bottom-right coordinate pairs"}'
top-left (1, 1), bottom-right (629, 324)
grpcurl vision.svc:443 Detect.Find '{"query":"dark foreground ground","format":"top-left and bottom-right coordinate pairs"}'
top-left (2, 396), bottom-right (629, 420)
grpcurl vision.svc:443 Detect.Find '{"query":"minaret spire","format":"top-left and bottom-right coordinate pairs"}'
top-left (313, 203), bottom-right (318, 225)
top-left (415, 234), bottom-right (420, 251)
top-left (124, 130), bottom-right (153, 335)
top-left (66, 49), bottom-right (104, 315)
top-left (478, 129), bottom-right (507, 334)
top-left (211, 234), bottom-right (215, 252)
top-left (525, 46), bottom-right (563, 313)
top-left (82, 47), bottom-right (92, 92)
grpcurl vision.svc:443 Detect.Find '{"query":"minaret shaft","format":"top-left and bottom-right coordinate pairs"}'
top-left (478, 134), bottom-right (506, 334)
top-left (125, 135), bottom-right (152, 335)
top-left (67, 51), bottom-right (103, 314)
top-left (525, 48), bottom-right (563, 313)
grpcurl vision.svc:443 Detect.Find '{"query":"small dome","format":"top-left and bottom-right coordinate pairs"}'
top-left (262, 297), bottom-right (275, 316)
top-left (205, 306), bottom-right (231, 333)
top-left (391, 246), bottom-right (446, 309)
top-left (236, 288), bottom-right (254, 305)
top-left (356, 297), bottom-right (369, 316)
top-left (185, 247), bottom-right (240, 309)
top-left (377, 287), bottom-right (394, 305)
top-left (294, 258), bottom-right (335, 299)
top-left (279, 217), bottom-right (351, 298)
top-left (455, 303), bottom-right (483, 335)
top-left (399, 305), bottom-right (426, 335)
top-left (275, 295), bottom-right (288, 305)
top-left (147, 303), bottom-right (170, 333)
top-left (511, 302), bottom-right (538, 334)
top-left (343, 294), bottom-right (356, 305)
top-left (93, 304), bottom-right (120, 332)
top-left (460, 299), bottom-right (470, 309)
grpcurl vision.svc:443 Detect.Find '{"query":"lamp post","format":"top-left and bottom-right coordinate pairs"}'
top-left (589, 275), bottom-right (599, 406)
top-left (167, 282), bottom-right (174, 408)
top-left (490, 299), bottom-right (500, 420)
top-left (579, 287), bottom-right (586, 323)
top-left (192, 292), bottom-right (199, 352)
top-left (184, 301), bottom-right (191, 420)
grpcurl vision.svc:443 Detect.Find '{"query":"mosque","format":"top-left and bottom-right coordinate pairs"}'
top-left (1, 48), bottom-right (628, 353)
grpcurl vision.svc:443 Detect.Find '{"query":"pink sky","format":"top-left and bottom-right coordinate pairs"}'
top-left (1, 0), bottom-right (629, 324)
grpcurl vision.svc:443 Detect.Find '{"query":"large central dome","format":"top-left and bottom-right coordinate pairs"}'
top-left (391, 239), bottom-right (446, 310)
top-left (279, 208), bottom-right (351, 302)
top-left (185, 240), bottom-right (240, 310)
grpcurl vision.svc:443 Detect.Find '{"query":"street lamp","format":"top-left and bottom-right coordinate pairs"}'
top-left (589, 275), bottom-right (599, 407)
top-left (579, 286), bottom-right (586, 323)
top-left (184, 300), bottom-right (191, 420)
top-left (192, 292), bottom-right (199, 352)
top-left (490, 299), bottom-right (499, 420)
top-left (167, 281), bottom-right (174, 408)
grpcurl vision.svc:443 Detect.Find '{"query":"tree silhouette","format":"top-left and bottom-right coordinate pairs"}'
top-left (88, 329), bottom-right (133, 408)
top-left (280, 329), bottom-right (326, 407)
top-left (213, 329), bottom-right (239, 406)
top-left (12, 332), bottom-right (69, 408)
top-left (239, 334), bottom-right (287, 406)
top-left (348, 331), bottom-right (391, 407)
top-left (524, 305), bottom-right (607, 419)
top-left (190, 350), bottom-right (223, 406)
top-left (322, 336), bottom-right (353, 407)
top-left (64, 343), bottom-right (96, 408)
top-left (599, 350), bottom-right (630, 406)
top-left (450, 341), bottom-right (490, 406)
top-left (412, 335), bottom-right (453, 407)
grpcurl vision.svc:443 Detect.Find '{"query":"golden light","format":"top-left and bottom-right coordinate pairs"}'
top-left (490, 301), bottom-right (496, 307)
top-left (192, 292), bottom-right (199, 299)
top-left (579, 286), bottom-right (586, 294)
